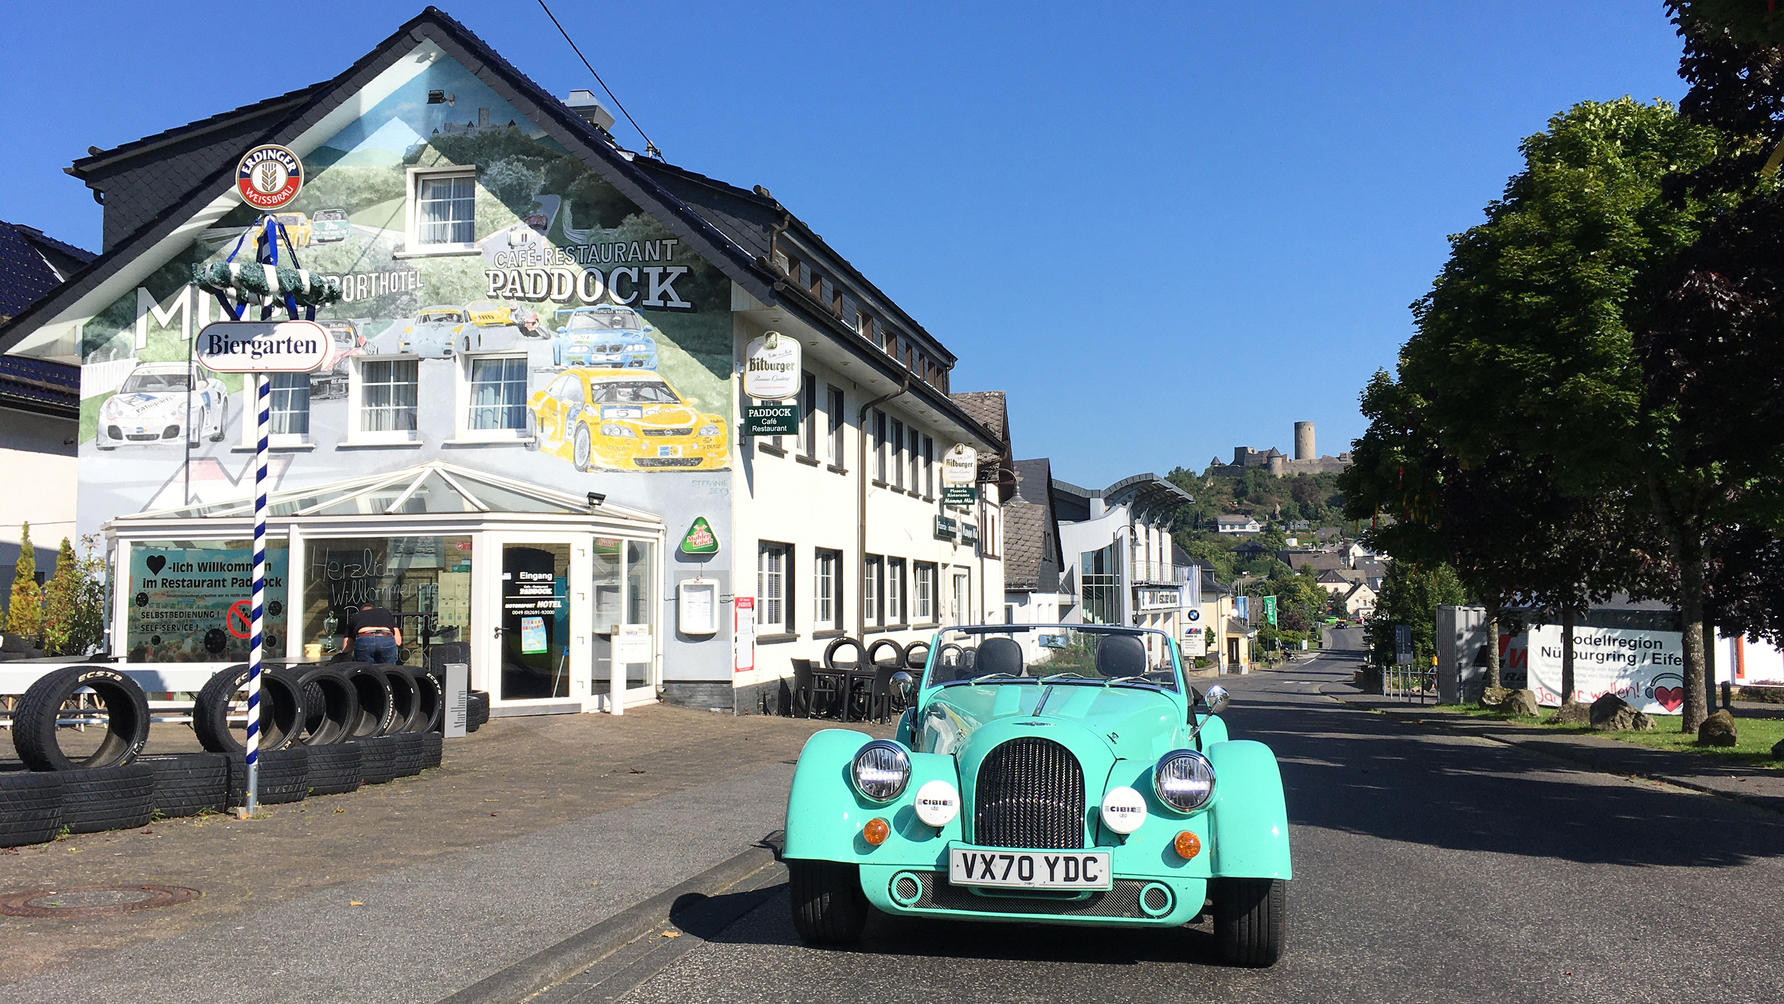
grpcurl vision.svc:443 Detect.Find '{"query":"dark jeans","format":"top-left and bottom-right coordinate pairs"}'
top-left (356, 634), bottom-right (399, 664)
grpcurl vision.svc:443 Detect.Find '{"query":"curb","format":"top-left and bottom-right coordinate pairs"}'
top-left (1315, 682), bottom-right (1784, 816)
top-left (435, 833), bottom-right (782, 1004)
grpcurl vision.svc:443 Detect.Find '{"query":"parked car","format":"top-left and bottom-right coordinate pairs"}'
top-left (96, 361), bottom-right (230, 449)
top-left (550, 305), bottom-right (658, 369)
top-left (310, 208), bottom-right (352, 243)
top-left (783, 623), bottom-right (1291, 966)
top-left (465, 300), bottom-right (514, 328)
top-left (525, 368), bottom-right (727, 471)
top-left (310, 320), bottom-right (374, 398)
top-left (398, 307), bottom-right (475, 358)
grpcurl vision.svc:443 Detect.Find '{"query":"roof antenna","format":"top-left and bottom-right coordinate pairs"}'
top-left (536, 0), bottom-right (662, 159)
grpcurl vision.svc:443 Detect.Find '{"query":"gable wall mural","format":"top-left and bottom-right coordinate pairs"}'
top-left (72, 44), bottom-right (736, 683)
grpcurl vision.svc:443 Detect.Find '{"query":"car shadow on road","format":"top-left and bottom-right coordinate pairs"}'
top-left (675, 880), bottom-right (1236, 967)
top-left (1246, 695), bottom-right (1784, 868)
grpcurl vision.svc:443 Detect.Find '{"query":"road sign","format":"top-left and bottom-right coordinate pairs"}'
top-left (744, 402), bottom-right (798, 436)
top-left (195, 320), bottom-right (329, 373)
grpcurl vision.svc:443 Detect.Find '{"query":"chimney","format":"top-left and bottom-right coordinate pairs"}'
top-left (565, 89), bottom-right (617, 132)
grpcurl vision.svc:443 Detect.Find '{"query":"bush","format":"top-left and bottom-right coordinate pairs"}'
top-left (5, 521), bottom-right (43, 644)
top-left (40, 535), bottom-right (107, 656)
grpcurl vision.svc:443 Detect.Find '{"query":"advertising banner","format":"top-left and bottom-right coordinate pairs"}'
top-left (1511, 625), bottom-right (1687, 713)
top-left (125, 545), bottom-right (288, 662)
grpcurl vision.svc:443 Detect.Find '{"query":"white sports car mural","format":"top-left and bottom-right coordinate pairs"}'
top-left (96, 361), bottom-right (229, 449)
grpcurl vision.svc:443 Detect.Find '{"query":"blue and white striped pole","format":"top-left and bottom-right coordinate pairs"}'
top-left (246, 372), bottom-right (269, 815)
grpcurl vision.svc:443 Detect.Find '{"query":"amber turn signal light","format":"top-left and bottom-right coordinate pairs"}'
top-left (863, 817), bottom-right (891, 846)
top-left (1174, 830), bottom-right (1202, 859)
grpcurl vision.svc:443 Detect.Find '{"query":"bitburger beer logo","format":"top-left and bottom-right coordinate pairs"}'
top-left (236, 144), bottom-right (303, 210)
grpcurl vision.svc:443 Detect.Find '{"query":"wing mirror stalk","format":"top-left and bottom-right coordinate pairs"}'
top-left (1188, 684), bottom-right (1230, 741)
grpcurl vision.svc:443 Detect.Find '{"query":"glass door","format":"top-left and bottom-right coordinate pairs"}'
top-left (589, 536), bottom-right (658, 710)
top-left (491, 538), bottom-right (574, 702)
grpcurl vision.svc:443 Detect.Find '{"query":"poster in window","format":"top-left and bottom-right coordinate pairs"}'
top-left (520, 615), bottom-right (548, 654)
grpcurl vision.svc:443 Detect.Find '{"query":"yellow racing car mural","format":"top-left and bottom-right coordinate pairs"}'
top-left (526, 367), bottom-right (728, 471)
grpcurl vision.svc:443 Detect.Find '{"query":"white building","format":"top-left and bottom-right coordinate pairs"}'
top-left (1052, 474), bottom-right (1195, 665)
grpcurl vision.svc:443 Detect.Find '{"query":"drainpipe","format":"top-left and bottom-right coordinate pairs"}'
top-left (857, 375), bottom-right (910, 640)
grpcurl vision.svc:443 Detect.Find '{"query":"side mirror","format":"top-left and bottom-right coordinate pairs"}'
top-left (891, 671), bottom-right (915, 701)
top-left (1203, 685), bottom-right (1230, 716)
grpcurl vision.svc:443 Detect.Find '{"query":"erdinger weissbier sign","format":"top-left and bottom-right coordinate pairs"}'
top-left (195, 320), bottom-right (330, 373)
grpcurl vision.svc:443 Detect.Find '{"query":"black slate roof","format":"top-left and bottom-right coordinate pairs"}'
top-left (0, 221), bottom-right (95, 320)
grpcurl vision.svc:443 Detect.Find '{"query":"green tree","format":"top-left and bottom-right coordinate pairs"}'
top-left (40, 536), bottom-right (107, 657)
top-left (6, 522), bottom-right (43, 644)
top-left (1365, 561), bottom-right (1467, 668)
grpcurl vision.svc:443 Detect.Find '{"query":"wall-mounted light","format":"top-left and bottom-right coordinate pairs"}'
top-left (586, 491), bottom-right (605, 508)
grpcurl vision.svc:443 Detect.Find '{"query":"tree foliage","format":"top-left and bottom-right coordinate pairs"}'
top-left (5, 522), bottom-right (42, 643)
top-left (40, 536), bottom-right (107, 657)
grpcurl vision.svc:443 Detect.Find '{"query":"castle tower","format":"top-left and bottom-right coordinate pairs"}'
top-left (1294, 421), bottom-right (1315, 461)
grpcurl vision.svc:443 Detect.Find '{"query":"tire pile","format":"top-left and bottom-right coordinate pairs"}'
top-left (2, 663), bottom-right (492, 848)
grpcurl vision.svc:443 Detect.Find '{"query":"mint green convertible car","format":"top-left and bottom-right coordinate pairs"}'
top-left (784, 624), bottom-right (1290, 966)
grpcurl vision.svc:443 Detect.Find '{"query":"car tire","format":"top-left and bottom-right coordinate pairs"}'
top-left (193, 665), bottom-right (306, 754)
top-left (388, 731), bottom-right (430, 778)
top-left (572, 422), bottom-right (593, 472)
top-left (0, 771), bottom-right (65, 847)
top-left (340, 663), bottom-right (397, 740)
top-left (12, 665), bottom-right (152, 772)
top-left (788, 859), bottom-right (868, 946)
top-left (289, 665), bottom-right (359, 746)
top-left (467, 690), bottom-right (490, 732)
top-left (1212, 877), bottom-right (1286, 967)
top-left (412, 671), bottom-right (445, 733)
top-left (60, 764), bottom-right (156, 834)
top-left (226, 747), bottom-right (309, 807)
top-left (353, 733), bottom-right (420, 785)
top-left (210, 397), bottom-right (229, 441)
top-left (379, 666), bottom-right (423, 734)
top-left (303, 742), bottom-right (364, 796)
top-left (138, 753), bottom-right (230, 818)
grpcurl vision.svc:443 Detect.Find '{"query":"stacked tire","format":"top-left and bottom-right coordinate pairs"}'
top-left (4, 666), bottom-right (157, 844)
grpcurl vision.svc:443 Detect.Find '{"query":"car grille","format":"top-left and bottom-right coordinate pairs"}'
top-left (634, 457), bottom-right (704, 468)
top-left (973, 737), bottom-right (1085, 849)
top-left (643, 427), bottom-right (693, 437)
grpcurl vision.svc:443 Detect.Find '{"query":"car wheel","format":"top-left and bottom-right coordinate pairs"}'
top-left (572, 422), bottom-right (593, 472)
top-left (523, 411), bottom-right (540, 451)
top-left (1212, 877), bottom-right (1286, 967)
top-left (788, 859), bottom-right (868, 946)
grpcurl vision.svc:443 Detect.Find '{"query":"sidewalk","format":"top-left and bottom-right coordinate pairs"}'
top-left (0, 705), bottom-right (891, 997)
top-left (1321, 676), bottom-right (1784, 815)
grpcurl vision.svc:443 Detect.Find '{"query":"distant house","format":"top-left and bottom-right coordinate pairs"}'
top-left (1342, 580), bottom-right (1378, 619)
top-left (1288, 519), bottom-right (1311, 532)
top-left (1315, 568), bottom-right (1356, 595)
top-left (1216, 513), bottom-right (1261, 535)
top-left (1279, 549), bottom-right (1346, 573)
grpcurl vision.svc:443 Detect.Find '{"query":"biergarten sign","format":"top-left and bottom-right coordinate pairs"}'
top-left (194, 320), bottom-right (331, 373)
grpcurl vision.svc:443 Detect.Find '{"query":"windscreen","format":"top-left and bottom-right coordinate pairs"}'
top-left (921, 624), bottom-right (1181, 692)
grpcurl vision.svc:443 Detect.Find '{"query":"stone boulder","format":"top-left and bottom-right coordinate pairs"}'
top-left (1589, 694), bottom-right (1653, 731)
top-left (1480, 686), bottom-right (1513, 710)
top-left (1771, 738), bottom-right (1784, 759)
top-left (1501, 690), bottom-right (1541, 717)
top-left (1552, 702), bottom-right (1592, 727)
top-left (1696, 709), bottom-right (1738, 747)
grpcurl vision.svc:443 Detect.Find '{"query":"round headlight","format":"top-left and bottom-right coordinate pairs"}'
top-left (699, 424), bottom-right (720, 437)
top-left (601, 424), bottom-right (636, 437)
top-left (1154, 750), bottom-right (1216, 813)
top-left (852, 740), bottom-right (911, 803)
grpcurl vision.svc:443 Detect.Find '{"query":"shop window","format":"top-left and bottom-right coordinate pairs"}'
top-left (864, 554), bottom-right (883, 628)
top-left (981, 508), bottom-right (1001, 559)
top-left (1081, 544), bottom-right (1119, 625)
top-left (757, 541), bottom-right (792, 636)
top-left (827, 384), bottom-right (845, 469)
top-left (890, 419), bottom-right (905, 489)
top-left (798, 373), bottom-right (818, 460)
top-left (404, 166), bottom-right (478, 254)
top-left (122, 538), bottom-right (289, 663)
top-left (886, 558), bottom-right (906, 627)
top-left (814, 547), bottom-right (842, 630)
top-left (914, 561), bottom-right (937, 624)
top-left (460, 354), bottom-right (529, 436)
top-left (351, 358), bottom-right (420, 443)
top-left (302, 535), bottom-right (473, 667)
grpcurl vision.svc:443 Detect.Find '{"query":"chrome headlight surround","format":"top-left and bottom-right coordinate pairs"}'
top-left (851, 740), bottom-right (912, 803)
top-left (600, 424), bottom-right (637, 437)
top-left (1153, 749), bottom-right (1216, 814)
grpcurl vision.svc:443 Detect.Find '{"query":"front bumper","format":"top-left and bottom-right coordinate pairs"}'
top-left (857, 862), bottom-right (1205, 927)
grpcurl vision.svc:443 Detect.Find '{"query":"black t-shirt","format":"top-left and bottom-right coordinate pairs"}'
top-left (353, 606), bottom-right (398, 631)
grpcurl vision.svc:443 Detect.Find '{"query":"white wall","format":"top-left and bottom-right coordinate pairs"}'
top-left (0, 406), bottom-right (78, 581)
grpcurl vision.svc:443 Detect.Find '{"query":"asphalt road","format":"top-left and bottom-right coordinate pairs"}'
top-left (539, 654), bottom-right (1784, 1004)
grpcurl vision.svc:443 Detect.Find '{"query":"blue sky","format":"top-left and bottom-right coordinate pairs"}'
top-left (0, 2), bottom-right (1688, 488)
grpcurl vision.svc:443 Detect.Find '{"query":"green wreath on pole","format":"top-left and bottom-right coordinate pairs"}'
top-left (192, 261), bottom-right (342, 309)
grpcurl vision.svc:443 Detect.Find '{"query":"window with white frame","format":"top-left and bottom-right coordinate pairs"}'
top-left (827, 384), bottom-right (845, 467)
top-left (891, 418), bottom-right (905, 489)
top-left (757, 541), bottom-right (792, 634)
top-left (353, 358), bottom-right (420, 441)
top-left (259, 372), bottom-right (310, 444)
top-left (864, 554), bottom-right (883, 627)
top-left (406, 167), bottom-right (477, 253)
top-left (462, 354), bottom-right (529, 435)
top-left (914, 561), bottom-right (937, 624)
top-left (886, 558), bottom-right (906, 626)
top-left (815, 548), bottom-right (842, 630)
top-left (799, 373), bottom-right (817, 459)
top-left (907, 426), bottom-right (919, 492)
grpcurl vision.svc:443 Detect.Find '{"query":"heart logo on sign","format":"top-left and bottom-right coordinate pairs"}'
top-left (146, 555), bottom-right (166, 575)
top-left (1653, 686), bottom-right (1684, 712)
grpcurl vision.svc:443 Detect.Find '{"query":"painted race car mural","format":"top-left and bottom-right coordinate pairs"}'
top-left (527, 368), bottom-right (727, 472)
top-left (550, 305), bottom-right (658, 370)
top-left (95, 362), bottom-right (229, 449)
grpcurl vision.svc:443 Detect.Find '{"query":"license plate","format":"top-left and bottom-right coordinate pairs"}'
top-left (948, 846), bottom-right (1112, 891)
top-left (657, 445), bottom-right (681, 457)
